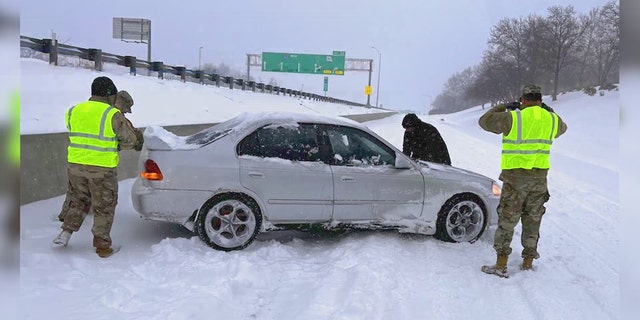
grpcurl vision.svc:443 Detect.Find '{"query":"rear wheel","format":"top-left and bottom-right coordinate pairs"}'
top-left (435, 194), bottom-right (487, 243)
top-left (195, 194), bottom-right (262, 251)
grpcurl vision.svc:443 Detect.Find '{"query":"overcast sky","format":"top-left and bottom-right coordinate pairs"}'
top-left (20, 0), bottom-right (610, 112)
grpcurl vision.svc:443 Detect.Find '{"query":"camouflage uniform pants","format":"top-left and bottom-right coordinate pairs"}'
top-left (58, 181), bottom-right (91, 222)
top-left (60, 165), bottom-right (118, 249)
top-left (492, 177), bottom-right (550, 259)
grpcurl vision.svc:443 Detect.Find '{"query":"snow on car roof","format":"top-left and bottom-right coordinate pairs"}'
top-left (144, 111), bottom-right (369, 150)
top-left (221, 111), bottom-right (365, 130)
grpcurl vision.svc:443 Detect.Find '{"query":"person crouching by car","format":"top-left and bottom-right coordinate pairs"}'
top-left (402, 113), bottom-right (451, 165)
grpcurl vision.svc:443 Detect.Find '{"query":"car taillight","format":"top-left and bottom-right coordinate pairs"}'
top-left (141, 159), bottom-right (163, 181)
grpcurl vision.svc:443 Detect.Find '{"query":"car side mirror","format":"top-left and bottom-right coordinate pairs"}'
top-left (395, 154), bottom-right (413, 169)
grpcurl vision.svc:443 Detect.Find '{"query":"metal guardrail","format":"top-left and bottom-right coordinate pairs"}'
top-left (20, 35), bottom-right (366, 107)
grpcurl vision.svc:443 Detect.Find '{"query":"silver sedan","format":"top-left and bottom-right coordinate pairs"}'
top-left (132, 112), bottom-right (500, 251)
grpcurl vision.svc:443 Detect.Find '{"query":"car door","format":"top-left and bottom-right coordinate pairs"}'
top-left (323, 125), bottom-right (424, 222)
top-left (238, 123), bottom-right (333, 223)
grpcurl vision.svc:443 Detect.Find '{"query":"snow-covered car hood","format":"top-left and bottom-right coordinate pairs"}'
top-left (418, 160), bottom-right (493, 183)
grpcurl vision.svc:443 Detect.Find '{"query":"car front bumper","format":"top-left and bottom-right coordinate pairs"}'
top-left (485, 195), bottom-right (500, 225)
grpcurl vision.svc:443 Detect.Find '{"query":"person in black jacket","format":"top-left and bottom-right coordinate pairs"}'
top-left (402, 113), bottom-right (451, 165)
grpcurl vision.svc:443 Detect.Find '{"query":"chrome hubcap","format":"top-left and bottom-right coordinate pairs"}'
top-left (445, 200), bottom-right (484, 242)
top-left (204, 199), bottom-right (256, 248)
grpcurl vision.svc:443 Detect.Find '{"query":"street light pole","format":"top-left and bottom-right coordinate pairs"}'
top-left (199, 46), bottom-right (204, 70)
top-left (371, 46), bottom-right (381, 108)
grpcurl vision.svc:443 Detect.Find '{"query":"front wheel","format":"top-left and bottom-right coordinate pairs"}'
top-left (195, 194), bottom-right (262, 251)
top-left (435, 194), bottom-right (487, 243)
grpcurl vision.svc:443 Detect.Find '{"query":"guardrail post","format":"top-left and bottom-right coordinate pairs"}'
top-left (238, 79), bottom-right (245, 90)
top-left (43, 38), bottom-right (58, 66)
top-left (87, 48), bottom-right (103, 71)
top-left (226, 76), bottom-right (234, 89)
top-left (124, 56), bottom-right (137, 75)
top-left (151, 61), bottom-right (164, 79)
top-left (174, 66), bottom-right (186, 82)
top-left (195, 70), bottom-right (204, 84)
top-left (211, 74), bottom-right (220, 87)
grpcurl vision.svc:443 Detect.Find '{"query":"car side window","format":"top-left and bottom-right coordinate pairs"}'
top-left (237, 124), bottom-right (321, 162)
top-left (324, 126), bottom-right (395, 166)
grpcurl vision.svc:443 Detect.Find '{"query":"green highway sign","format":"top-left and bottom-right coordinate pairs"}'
top-left (262, 52), bottom-right (345, 75)
top-left (323, 76), bottom-right (328, 91)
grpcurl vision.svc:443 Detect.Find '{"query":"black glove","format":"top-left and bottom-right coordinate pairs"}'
top-left (541, 103), bottom-right (554, 113)
top-left (505, 101), bottom-right (521, 110)
top-left (134, 129), bottom-right (144, 151)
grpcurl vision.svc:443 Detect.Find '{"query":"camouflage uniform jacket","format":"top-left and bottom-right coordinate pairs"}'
top-left (68, 96), bottom-right (138, 174)
top-left (478, 103), bottom-right (568, 180)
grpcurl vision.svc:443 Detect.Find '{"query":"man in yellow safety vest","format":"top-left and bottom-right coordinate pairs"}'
top-left (52, 76), bottom-right (140, 258)
top-left (54, 90), bottom-right (143, 223)
top-left (479, 84), bottom-right (568, 278)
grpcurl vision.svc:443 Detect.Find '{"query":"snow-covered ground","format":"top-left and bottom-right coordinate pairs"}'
top-left (19, 58), bottom-right (619, 319)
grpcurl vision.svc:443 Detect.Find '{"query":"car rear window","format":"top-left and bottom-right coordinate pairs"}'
top-left (185, 127), bottom-right (232, 146)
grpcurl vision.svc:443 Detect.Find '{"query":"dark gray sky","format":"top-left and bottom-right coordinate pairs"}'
top-left (20, 0), bottom-right (610, 112)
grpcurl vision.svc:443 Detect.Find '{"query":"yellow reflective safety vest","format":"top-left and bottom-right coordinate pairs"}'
top-left (9, 89), bottom-right (20, 166)
top-left (66, 101), bottom-right (120, 168)
top-left (501, 106), bottom-right (559, 170)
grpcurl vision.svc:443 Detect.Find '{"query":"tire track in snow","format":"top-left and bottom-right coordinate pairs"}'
top-left (545, 172), bottom-right (618, 275)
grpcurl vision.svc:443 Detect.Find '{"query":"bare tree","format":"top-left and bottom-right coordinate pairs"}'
top-left (433, 2), bottom-right (619, 112)
top-left (521, 14), bottom-right (549, 86)
top-left (464, 14), bottom-right (553, 107)
top-left (468, 53), bottom-right (518, 107)
top-left (430, 92), bottom-right (456, 114)
top-left (593, 0), bottom-right (619, 86)
top-left (539, 5), bottom-right (590, 100)
top-left (431, 67), bottom-right (478, 113)
top-left (487, 17), bottom-right (531, 94)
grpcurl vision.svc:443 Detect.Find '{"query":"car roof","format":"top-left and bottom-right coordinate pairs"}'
top-left (219, 111), bottom-right (368, 132)
top-left (181, 111), bottom-right (377, 149)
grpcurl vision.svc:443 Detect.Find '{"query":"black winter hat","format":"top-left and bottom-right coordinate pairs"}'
top-left (402, 113), bottom-right (421, 128)
top-left (91, 76), bottom-right (118, 97)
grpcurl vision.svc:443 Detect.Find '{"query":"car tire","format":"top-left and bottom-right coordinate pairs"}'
top-left (434, 194), bottom-right (487, 243)
top-left (195, 193), bottom-right (262, 251)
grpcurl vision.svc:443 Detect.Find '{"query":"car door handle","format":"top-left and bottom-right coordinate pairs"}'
top-left (341, 176), bottom-right (356, 182)
top-left (248, 172), bottom-right (264, 178)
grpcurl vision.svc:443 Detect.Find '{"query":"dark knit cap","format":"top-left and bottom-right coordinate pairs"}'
top-left (402, 113), bottom-right (421, 128)
top-left (91, 76), bottom-right (118, 97)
